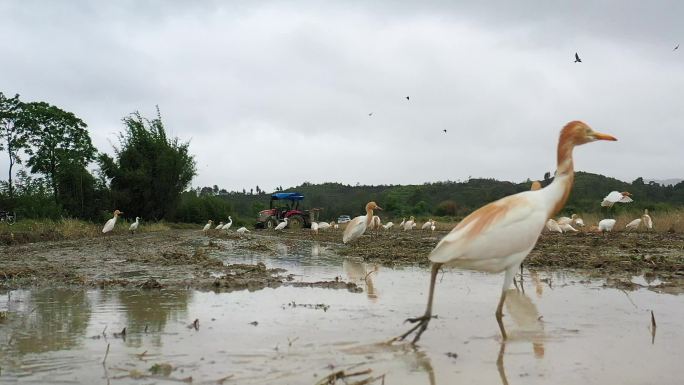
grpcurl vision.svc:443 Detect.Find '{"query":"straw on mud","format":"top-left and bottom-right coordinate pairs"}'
top-left (216, 374), bottom-right (234, 384)
top-left (316, 368), bottom-right (372, 385)
top-left (102, 343), bottom-right (110, 365)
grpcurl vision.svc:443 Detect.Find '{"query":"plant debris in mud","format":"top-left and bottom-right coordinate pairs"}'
top-left (285, 301), bottom-right (331, 311)
top-left (315, 367), bottom-right (384, 385)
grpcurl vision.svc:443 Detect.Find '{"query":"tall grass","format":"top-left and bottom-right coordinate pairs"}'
top-left (0, 218), bottom-right (173, 245)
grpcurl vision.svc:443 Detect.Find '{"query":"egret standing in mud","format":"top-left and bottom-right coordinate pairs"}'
top-left (598, 218), bottom-right (617, 232)
top-left (274, 217), bottom-right (288, 231)
top-left (215, 221), bottom-right (224, 230)
top-left (343, 202), bottom-right (382, 243)
top-left (223, 216), bottom-right (233, 231)
top-left (202, 220), bottom-right (213, 232)
top-left (102, 210), bottom-right (123, 234)
top-left (129, 217), bottom-right (140, 234)
top-left (396, 121), bottom-right (617, 343)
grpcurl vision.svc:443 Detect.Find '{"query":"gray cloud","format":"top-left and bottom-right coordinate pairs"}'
top-left (1, 1), bottom-right (682, 192)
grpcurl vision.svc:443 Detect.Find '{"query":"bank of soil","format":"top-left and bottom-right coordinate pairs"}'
top-left (1, 228), bottom-right (683, 291)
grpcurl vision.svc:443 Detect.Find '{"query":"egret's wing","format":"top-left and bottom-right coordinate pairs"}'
top-left (429, 194), bottom-right (545, 271)
top-left (557, 216), bottom-right (571, 225)
top-left (546, 219), bottom-right (562, 233)
top-left (619, 196), bottom-right (633, 203)
top-left (343, 215), bottom-right (367, 243)
top-left (626, 218), bottom-right (641, 228)
top-left (604, 191), bottom-right (623, 202)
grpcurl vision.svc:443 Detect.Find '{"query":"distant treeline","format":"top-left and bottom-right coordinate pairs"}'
top-left (189, 173), bottom-right (684, 224)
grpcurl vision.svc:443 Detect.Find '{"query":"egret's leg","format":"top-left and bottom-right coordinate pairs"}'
top-left (495, 290), bottom-right (508, 340)
top-left (395, 262), bottom-right (443, 343)
top-left (496, 265), bottom-right (519, 340)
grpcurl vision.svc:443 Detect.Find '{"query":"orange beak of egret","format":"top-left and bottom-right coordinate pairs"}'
top-left (593, 131), bottom-right (617, 141)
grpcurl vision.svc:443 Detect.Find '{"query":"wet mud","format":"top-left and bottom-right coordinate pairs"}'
top-left (2, 228), bottom-right (683, 291)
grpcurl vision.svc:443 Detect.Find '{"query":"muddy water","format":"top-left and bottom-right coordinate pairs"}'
top-left (1, 239), bottom-right (683, 384)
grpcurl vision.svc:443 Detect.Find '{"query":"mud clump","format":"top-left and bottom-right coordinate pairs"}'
top-left (209, 262), bottom-right (284, 292)
top-left (287, 280), bottom-right (363, 293)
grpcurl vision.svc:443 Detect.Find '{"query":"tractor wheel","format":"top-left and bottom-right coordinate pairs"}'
top-left (287, 215), bottom-right (304, 230)
top-left (265, 217), bottom-right (278, 229)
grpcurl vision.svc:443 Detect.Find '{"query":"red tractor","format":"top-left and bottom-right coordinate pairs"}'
top-left (255, 192), bottom-right (316, 229)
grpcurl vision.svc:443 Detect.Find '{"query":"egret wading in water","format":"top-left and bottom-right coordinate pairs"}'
top-left (396, 121), bottom-right (617, 343)
top-left (102, 210), bottom-right (123, 234)
top-left (129, 217), bottom-right (140, 234)
top-left (342, 202), bottom-right (382, 244)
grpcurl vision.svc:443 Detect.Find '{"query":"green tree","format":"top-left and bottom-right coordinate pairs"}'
top-left (22, 101), bottom-right (96, 202)
top-left (0, 92), bottom-right (28, 199)
top-left (99, 108), bottom-right (196, 220)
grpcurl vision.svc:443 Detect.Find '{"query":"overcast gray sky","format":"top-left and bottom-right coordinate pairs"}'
top-left (1, 1), bottom-right (683, 191)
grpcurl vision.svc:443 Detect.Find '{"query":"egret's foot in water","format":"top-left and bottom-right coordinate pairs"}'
top-left (394, 314), bottom-right (438, 344)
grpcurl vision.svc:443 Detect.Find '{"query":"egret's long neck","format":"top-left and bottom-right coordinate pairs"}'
top-left (543, 138), bottom-right (576, 217)
top-left (365, 208), bottom-right (374, 226)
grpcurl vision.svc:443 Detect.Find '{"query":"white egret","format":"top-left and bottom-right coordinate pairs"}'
top-left (558, 223), bottom-right (578, 232)
top-left (215, 221), bottom-right (224, 229)
top-left (598, 219), bottom-right (617, 232)
top-left (398, 217), bottom-right (406, 229)
top-left (625, 218), bottom-right (641, 230)
top-left (129, 217), bottom-right (140, 233)
top-left (342, 202), bottom-right (382, 243)
top-left (557, 213), bottom-right (577, 226)
top-left (383, 221), bottom-right (394, 230)
top-left (236, 226), bottom-right (250, 234)
top-left (202, 220), bottom-right (213, 232)
top-left (403, 216), bottom-right (415, 231)
top-left (274, 218), bottom-right (288, 231)
top-left (421, 219), bottom-right (434, 230)
top-left (545, 219), bottom-right (563, 233)
top-left (102, 210), bottom-right (123, 234)
top-left (642, 209), bottom-right (653, 230)
top-left (397, 121), bottom-right (617, 343)
top-left (371, 215), bottom-right (382, 230)
top-left (318, 221), bottom-right (331, 231)
top-left (601, 191), bottom-right (633, 207)
top-left (311, 222), bottom-right (319, 234)
top-left (223, 216), bottom-right (233, 231)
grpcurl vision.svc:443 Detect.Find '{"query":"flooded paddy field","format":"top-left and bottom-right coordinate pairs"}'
top-left (1, 229), bottom-right (683, 384)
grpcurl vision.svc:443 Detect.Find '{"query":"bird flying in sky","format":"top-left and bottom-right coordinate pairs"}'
top-left (442, 129), bottom-right (447, 133)
top-left (574, 52), bottom-right (582, 63)
top-left (674, 44), bottom-right (680, 51)
top-left (405, 96), bottom-right (410, 100)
